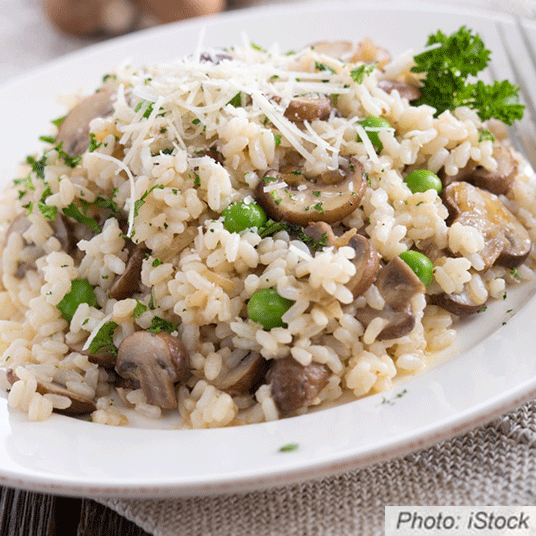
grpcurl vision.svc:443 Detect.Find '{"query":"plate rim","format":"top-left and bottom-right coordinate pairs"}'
top-left (1, 0), bottom-right (535, 498)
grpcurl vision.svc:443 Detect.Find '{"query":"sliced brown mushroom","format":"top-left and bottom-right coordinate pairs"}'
top-left (377, 80), bottom-right (421, 102)
top-left (109, 243), bottom-right (148, 300)
top-left (214, 351), bottom-right (269, 396)
top-left (255, 156), bottom-right (366, 226)
top-left (355, 256), bottom-right (425, 340)
top-left (283, 97), bottom-right (333, 122)
top-left (443, 182), bottom-right (531, 270)
top-left (267, 356), bottom-right (330, 416)
top-left (304, 222), bottom-right (380, 298)
top-left (430, 284), bottom-right (487, 316)
top-left (5, 368), bottom-right (96, 415)
top-left (115, 331), bottom-right (189, 409)
top-left (56, 89), bottom-right (116, 157)
top-left (5, 213), bottom-right (74, 278)
top-left (440, 143), bottom-right (518, 195)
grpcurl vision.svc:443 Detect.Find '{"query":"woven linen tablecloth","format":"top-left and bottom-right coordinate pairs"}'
top-left (2, 0), bottom-right (536, 534)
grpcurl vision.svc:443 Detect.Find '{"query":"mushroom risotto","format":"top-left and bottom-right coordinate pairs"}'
top-left (1, 28), bottom-right (535, 427)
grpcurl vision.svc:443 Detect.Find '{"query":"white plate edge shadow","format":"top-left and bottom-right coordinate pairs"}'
top-left (0, 0), bottom-right (536, 498)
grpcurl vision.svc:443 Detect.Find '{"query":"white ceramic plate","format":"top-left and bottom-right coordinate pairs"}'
top-left (1, 0), bottom-right (536, 498)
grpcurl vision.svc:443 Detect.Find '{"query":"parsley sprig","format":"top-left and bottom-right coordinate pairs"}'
top-left (411, 26), bottom-right (524, 125)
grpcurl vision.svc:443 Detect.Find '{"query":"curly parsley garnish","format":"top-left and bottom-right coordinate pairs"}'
top-left (411, 26), bottom-right (524, 125)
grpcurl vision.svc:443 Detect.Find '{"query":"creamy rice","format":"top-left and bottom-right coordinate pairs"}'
top-left (0, 36), bottom-right (535, 427)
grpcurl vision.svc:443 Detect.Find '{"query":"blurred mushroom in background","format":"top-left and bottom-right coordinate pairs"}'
top-left (43, 0), bottom-right (227, 37)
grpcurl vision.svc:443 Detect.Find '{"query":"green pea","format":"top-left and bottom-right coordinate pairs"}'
top-left (57, 279), bottom-right (99, 322)
top-left (404, 169), bottom-right (442, 195)
top-left (223, 201), bottom-right (267, 233)
top-left (358, 116), bottom-right (392, 153)
top-left (247, 289), bottom-right (293, 330)
top-left (399, 251), bottom-right (434, 288)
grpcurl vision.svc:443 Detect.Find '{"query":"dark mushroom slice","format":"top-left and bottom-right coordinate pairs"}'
top-left (347, 234), bottom-right (380, 298)
top-left (214, 351), bottom-right (269, 396)
top-left (282, 97), bottom-right (333, 122)
top-left (430, 284), bottom-right (487, 316)
top-left (255, 156), bottom-right (366, 226)
top-left (353, 306), bottom-right (416, 340)
top-left (443, 182), bottom-right (531, 270)
top-left (5, 368), bottom-right (96, 415)
top-left (355, 256), bottom-right (425, 340)
top-left (440, 143), bottom-right (518, 195)
top-left (108, 243), bottom-right (149, 300)
top-left (267, 356), bottom-right (330, 416)
top-left (115, 331), bottom-right (190, 409)
top-left (304, 222), bottom-right (380, 298)
top-left (377, 80), bottom-right (421, 102)
top-left (56, 89), bottom-right (116, 157)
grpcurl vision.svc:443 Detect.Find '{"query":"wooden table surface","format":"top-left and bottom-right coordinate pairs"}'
top-left (0, 487), bottom-right (151, 535)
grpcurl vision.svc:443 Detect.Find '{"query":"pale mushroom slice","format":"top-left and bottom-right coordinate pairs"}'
top-left (267, 357), bottom-right (330, 416)
top-left (56, 89), bottom-right (116, 157)
top-left (443, 182), bottom-right (531, 270)
top-left (355, 256), bottom-right (426, 340)
top-left (310, 38), bottom-right (391, 68)
top-left (377, 80), bottom-right (421, 102)
top-left (6, 368), bottom-right (97, 416)
top-left (115, 331), bottom-right (190, 409)
top-left (255, 156), bottom-right (366, 226)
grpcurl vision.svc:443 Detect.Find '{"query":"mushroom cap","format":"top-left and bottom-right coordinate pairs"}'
top-left (56, 89), bottom-right (116, 157)
top-left (267, 357), bottom-right (330, 416)
top-left (115, 331), bottom-right (189, 409)
top-left (255, 156), bottom-right (366, 226)
top-left (443, 181), bottom-right (531, 270)
top-left (376, 256), bottom-right (426, 311)
top-left (354, 256), bottom-right (425, 340)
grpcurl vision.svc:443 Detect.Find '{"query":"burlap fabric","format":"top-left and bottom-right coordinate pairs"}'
top-left (98, 402), bottom-right (536, 535)
top-left (96, 1), bottom-right (536, 534)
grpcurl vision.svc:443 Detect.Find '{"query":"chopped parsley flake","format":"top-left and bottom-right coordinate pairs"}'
top-left (87, 321), bottom-right (119, 355)
top-left (279, 443), bottom-right (299, 452)
top-left (132, 300), bottom-right (148, 318)
top-left (350, 63), bottom-right (377, 84)
top-left (148, 316), bottom-right (179, 334)
top-left (134, 184), bottom-right (165, 218)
